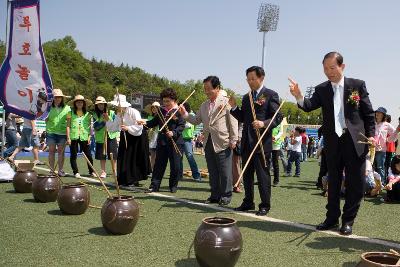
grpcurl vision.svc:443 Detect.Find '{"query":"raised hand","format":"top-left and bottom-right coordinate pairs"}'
top-left (178, 104), bottom-right (187, 116)
top-left (136, 119), bottom-right (147, 125)
top-left (288, 77), bottom-right (303, 99)
top-left (228, 95), bottom-right (237, 108)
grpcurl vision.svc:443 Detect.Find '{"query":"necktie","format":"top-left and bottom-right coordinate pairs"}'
top-left (252, 91), bottom-right (257, 101)
top-left (333, 84), bottom-right (345, 136)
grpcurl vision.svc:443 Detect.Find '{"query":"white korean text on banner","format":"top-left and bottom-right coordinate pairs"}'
top-left (0, 0), bottom-right (53, 120)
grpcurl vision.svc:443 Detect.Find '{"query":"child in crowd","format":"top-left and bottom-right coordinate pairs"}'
top-left (385, 155), bottom-right (400, 202)
top-left (286, 127), bottom-right (302, 177)
top-left (365, 156), bottom-right (382, 197)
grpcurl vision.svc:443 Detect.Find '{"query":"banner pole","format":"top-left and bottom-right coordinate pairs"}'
top-left (2, 1), bottom-right (11, 156)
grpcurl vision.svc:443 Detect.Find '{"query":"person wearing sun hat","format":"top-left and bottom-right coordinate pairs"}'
top-left (66, 95), bottom-right (94, 178)
top-left (374, 107), bottom-right (399, 185)
top-left (92, 96), bottom-right (119, 179)
top-left (44, 88), bottom-right (71, 176)
top-left (145, 101), bottom-right (161, 170)
top-left (106, 93), bottom-right (151, 186)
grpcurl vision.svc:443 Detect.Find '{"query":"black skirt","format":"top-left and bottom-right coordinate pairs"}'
top-left (95, 138), bottom-right (118, 160)
top-left (117, 129), bottom-right (151, 185)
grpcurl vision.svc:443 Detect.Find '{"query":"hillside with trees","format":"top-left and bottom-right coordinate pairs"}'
top-left (0, 36), bottom-right (321, 124)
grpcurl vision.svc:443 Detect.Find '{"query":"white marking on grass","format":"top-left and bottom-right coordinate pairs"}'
top-left (33, 166), bottom-right (400, 250)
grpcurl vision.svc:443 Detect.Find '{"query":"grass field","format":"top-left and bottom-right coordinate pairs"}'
top-left (0, 154), bottom-right (399, 266)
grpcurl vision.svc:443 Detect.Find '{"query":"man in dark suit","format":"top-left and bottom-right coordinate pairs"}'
top-left (229, 66), bottom-right (283, 216)
top-left (289, 52), bottom-right (375, 235)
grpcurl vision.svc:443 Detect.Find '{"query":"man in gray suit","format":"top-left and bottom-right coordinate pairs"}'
top-left (179, 76), bottom-right (238, 206)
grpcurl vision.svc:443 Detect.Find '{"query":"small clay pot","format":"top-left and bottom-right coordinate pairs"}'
top-left (32, 174), bottom-right (61, 203)
top-left (13, 170), bottom-right (37, 193)
top-left (194, 217), bottom-right (242, 267)
top-left (101, 195), bottom-right (139, 235)
top-left (57, 183), bottom-right (90, 215)
top-left (358, 252), bottom-right (400, 267)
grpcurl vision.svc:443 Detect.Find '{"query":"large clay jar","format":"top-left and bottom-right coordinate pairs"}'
top-left (32, 174), bottom-right (61, 203)
top-left (101, 195), bottom-right (139, 235)
top-left (358, 252), bottom-right (400, 267)
top-left (194, 217), bottom-right (242, 267)
top-left (57, 183), bottom-right (90, 215)
top-left (13, 170), bottom-right (37, 193)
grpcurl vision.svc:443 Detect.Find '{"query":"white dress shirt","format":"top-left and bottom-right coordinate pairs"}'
top-left (106, 107), bottom-right (143, 136)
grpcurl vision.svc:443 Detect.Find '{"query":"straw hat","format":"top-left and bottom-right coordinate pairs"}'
top-left (109, 94), bottom-right (131, 108)
top-left (53, 88), bottom-right (70, 98)
top-left (144, 101), bottom-right (161, 114)
top-left (219, 90), bottom-right (228, 97)
top-left (95, 96), bottom-right (107, 105)
top-left (68, 95), bottom-right (93, 107)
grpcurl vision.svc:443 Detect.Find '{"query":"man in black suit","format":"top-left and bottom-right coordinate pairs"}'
top-left (289, 52), bottom-right (375, 235)
top-left (229, 66), bottom-right (283, 216)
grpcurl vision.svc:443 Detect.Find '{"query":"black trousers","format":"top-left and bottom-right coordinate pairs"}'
top-left (150, 143), bottom-right (183, 190)
top-left (317, 149), bottom-right (328, 186)
top-left (387, 183), bottom-right (400, 201)
top-left (70, 139), bottom-right (94, 175)
top-left (325, 131), bottom-right (366, 225)
top-left (241, 151), bottom-right (271, 210)
top-left (271, 150), bottom-right (280, 182)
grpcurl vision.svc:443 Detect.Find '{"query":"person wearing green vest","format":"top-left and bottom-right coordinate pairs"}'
top-left (92, 96), bottom-right (119, 179)
top-left (45, 89), bottom-right (71, 176)
top-left (66, 95), bottom-right (94, 178)
top-left (179, 102), bottom-right (201, 181)
top-left (271, 123), bottom-right (287, 186)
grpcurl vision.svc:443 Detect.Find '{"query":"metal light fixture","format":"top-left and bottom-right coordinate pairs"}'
top-left (257, 3), bottom-right (280, 70)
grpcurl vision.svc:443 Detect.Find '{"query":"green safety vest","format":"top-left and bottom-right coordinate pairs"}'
top-left (46, 105), bottom-right (71, 135)
top-left (93, 110), bottom-right (119, 143)
top-left (182, 121), bottom-right (195, 140)
top-left (69, 111), bottom-right (92, 141)
top-left (272, 124), bottom-right (283, 146)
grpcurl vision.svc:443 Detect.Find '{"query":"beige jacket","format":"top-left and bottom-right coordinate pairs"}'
top-left (396, 133), bottom-right (400, 155)
top-left (186, 94), bottom-right (238, 153)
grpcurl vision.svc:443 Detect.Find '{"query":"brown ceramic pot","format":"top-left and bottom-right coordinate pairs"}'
top-left (358, 252), bottom-right (400, 267)
top-left (194, 217), bottom-right (242, 267)
top-left (101, 195), bottom-right (139, 235)
top-left (32, 174), bottom-right (61, 203)
top-left (13, 170), bottom-right (37, 193)
top-left (57, 183), bottom-right (90, 215)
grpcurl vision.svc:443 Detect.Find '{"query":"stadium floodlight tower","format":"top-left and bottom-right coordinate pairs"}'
top-left (257, 3), bottom-right (280, 70)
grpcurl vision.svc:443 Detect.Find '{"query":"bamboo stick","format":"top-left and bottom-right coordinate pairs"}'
top-left (81, 152), bottom-right (113, 198)
top-left (109, 153), bottom-right (120, 198)
top-left (235, 99), bottom-right (286, 188)
top-left (156, 107), bottom-right (182, 157)
top-left (116, 88), bottom-right (128, 149)
top-left (248, 91), bottom-right (267, 167)
top-left (210, 95), bottom-right (230, 125)
top-left (159, 90), bottom-right (195, 132)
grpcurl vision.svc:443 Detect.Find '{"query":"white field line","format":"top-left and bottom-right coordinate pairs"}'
top-left (33, 166), bottom-right (400, 250)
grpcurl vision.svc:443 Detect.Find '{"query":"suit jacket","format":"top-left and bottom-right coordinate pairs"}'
top-left (230, 87), bottom-right (283, 155)
top-left (146, 107), bottom-right (185, 146)
top-left (299, 77), bottom-right (375, 157)
top-left (186, 94), bottom-right (238, 153)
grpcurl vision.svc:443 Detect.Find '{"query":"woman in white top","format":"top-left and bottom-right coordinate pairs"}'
top-left (106, 94), bottom-right (151, 186)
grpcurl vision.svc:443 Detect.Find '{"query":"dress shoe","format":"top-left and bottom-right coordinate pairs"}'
top-left (339, 223), bottom-right (353, 236)
top-left (316, 220), bottom-right (339, 231)
top-left (219, 199), bottom-right (231, 206)
top-left (205, 198), bottom-right (219, 204)
top-left (234, 203), bottom-right (255, 212)
top-left (170, 187), bottom-right (178, 193)
top-left (273, 180), bottom-right (279, 186)
top-left (256, 208), bottom-right (269, 216)
top-left (145, 187), bottom-right (159, 193)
